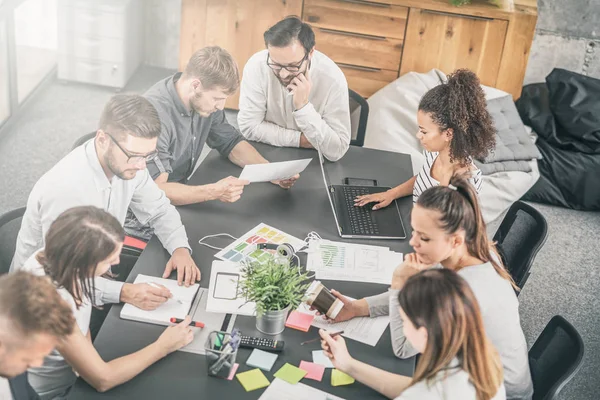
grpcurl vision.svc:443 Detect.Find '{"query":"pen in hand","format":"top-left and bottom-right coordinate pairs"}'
top-left (300, 330), bottom-right (344, 346)
top-left (148, 282), bottom-right (182, 304)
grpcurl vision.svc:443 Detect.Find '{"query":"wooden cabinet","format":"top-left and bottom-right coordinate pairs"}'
top-left (179, 0), bottom-right (303, 109)
top-left (179, 0), bottom-right (537, 108)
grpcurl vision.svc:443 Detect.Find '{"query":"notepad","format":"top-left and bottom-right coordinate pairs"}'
top-left (274, 363), bottom-right (307, 384)
top-left (331, 369), bottom-right (355, 386)
top-left (312, 350), bottom-right (334, 368)
top-left (120, 274), bottom-right (200, 326)
top-left (227, 363), bottom-right (239, 380)
top-left (246, 349), bottom-right (279, 371)
top-left (285, 310), bottom-right (314, 332)
top-left (299, 361), bottom-right (325, 382)
top-left (236, 369), bottom-right (270, 391)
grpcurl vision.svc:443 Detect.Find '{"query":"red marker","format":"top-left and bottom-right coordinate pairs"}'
top-left (170, 317), bottom-right (205, 328)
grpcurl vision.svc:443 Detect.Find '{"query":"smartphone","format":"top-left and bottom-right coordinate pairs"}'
top-left (343, 177), bottom-right (378, 186)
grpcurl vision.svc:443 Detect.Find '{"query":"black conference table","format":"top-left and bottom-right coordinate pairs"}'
top-left (70, 143), bottom-right (415, 400)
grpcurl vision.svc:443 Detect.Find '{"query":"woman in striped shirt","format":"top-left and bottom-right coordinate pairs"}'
top-left (355, 69), bottom-right (495, 208)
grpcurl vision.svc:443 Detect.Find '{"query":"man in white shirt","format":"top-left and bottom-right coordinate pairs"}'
top-left (10, 94), bottom-right (200, 311)
top-left (238, 16), bottom-right (351, 162)
top-left (0, 272), bottom-right (75, 400)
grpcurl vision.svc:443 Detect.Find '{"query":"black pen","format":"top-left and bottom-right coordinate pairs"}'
top-left (300, 330), bottom-right (344, 346)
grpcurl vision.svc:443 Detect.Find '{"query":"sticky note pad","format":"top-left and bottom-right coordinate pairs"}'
top-left (274, 363), bottom-right (308, 384)
top-left (312, 350), bottom-right (334, 368)
top-left (299, 361), bottom-right (325, 381)
top-left (285, 310), bottom-right (314, 332)
top-left (236, 368), bottom-right (270, 391)
top-left (331, 369), bottom-right (355, 386)
top-left (246, 349), bottom-right (279, 371)
top-left (227, 363), bottom-right (239, 380)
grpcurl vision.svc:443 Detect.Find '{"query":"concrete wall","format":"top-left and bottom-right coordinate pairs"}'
top-left (142, 0), bottom-right (600, 83)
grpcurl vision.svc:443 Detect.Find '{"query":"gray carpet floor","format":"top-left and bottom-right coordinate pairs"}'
top-left (1, 65), bottom-right (598, 399)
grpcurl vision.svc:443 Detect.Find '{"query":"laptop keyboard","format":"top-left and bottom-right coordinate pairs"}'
top-left (342, 186), bottom-right (380, 236)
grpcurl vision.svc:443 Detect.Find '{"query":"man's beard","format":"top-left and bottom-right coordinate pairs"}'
top-left (105, 152), bottom-right (137, 180)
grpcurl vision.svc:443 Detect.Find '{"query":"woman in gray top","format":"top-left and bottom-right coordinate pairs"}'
top-left (320, 269), bottom-right (506, 400)
top-left (329, 175), bottom-right (533, 400)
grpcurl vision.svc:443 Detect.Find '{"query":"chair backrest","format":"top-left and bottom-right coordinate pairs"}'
top-left (348, 89), bottom-right (369, 147)
top-left (493, 201), bottom-right (548, 293)
top-left (0, 207), bottom-right (26, 275)
top-left (529, 315), bottom-right (584, 400)
top-left (71, 132), bottom-right (97, 151)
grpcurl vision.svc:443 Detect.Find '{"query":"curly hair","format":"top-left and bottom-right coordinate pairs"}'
top-left (418, 69), bottom-right (496, 165)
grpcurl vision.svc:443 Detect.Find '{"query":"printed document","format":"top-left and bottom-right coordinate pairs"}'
top-left (239, 158), bottom-right (312, 183)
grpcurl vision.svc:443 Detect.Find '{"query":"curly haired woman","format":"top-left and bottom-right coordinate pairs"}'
top-left (355, 69), bottom-right (496, 209)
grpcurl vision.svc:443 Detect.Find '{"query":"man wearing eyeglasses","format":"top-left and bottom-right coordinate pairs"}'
top-left (238, 16), bottom-right (351, 162)
top-left (11, 94), bottom-right (198, 314)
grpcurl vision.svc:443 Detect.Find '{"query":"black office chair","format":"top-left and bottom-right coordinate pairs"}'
top-left (349, 89), bottom-right (369, 147)
top-left (493, 201), bottom-right (548, 293)
top-left (529, 315), bottom-right (584, 400)
top-left (0, 207), bottom-right (26, 275)
top-left (71, 131), bottom-right (97, 151)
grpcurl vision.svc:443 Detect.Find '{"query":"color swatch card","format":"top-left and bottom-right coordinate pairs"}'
top-left (285, 310), bottom-right (314, 332)
top-left (312, 350), bottom-right (334, 369)
top-left (246, 349), bottom-right (279, 371)
top-left (299, 361), bottom-right (325, 382)
top-left (274, 363), bottom-right (307, 384)
top-left (236, 369), bottom-right (270, 391)
top-left (331, 369), bottom-right (355, 386)
top-left (214, 223), bottom-right (305, 264)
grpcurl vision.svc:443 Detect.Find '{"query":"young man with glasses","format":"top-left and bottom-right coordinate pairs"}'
top-left (238, 16), bottom-right (351, 162)
top-left (11, 94), bottom-right (199, 315)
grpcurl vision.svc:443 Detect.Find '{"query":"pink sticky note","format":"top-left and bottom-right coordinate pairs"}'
top-left (299, 361), bottom-right (325, 382)
top-left (227, 363), bottom-right (239, 380)
top-left (285, 311), bottom-right (314, 332)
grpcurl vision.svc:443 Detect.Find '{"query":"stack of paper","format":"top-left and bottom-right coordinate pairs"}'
top-left (306, 239), bottom-right (403, 284)
top-left (206, 260), bottom-right (255, 316)
top-left (258, 378), bottom-right (345, 400)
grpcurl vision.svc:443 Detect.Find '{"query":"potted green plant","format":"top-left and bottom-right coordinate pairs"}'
top-left (238, 254), bottom-right (312, 335)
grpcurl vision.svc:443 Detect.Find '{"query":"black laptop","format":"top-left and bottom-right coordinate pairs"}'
top-left (317, 147), bottom-right (406, 240)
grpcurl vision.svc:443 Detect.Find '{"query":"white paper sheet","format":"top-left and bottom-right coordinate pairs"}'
top-left (239, 158), bottom-right (312, 183)
top-left (206, 260), bottom-right (256, 316)
top-left (306, 239), bottom-right (403, 284)
top-left (259, 378), bottom-right (345, 400)
top-left (298, 299), bottom-right (390, 347)
top-left (120, 274), bottom-right (200, 326)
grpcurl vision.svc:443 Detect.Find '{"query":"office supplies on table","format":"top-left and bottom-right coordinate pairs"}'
top-left (316, 144), bottom-right (406, 239)
top-left (246, 348), bottom-right (279, 371)
top-left (236, 369), bottom-right (270, 392)
top-left (205, 330), bottom-right (240, 378)
top-left (259, 378), bottom-right (345, 400)
top-left (206, 260), bottom-right (256, 316)
top-left (214, 223), bottom-right (305, 264)
top-left (227, 363), bottom-right (239, 380)
top-left (170, 317), bottom-right (204, 328)
top-left (239, 335), bottom-right (284, 352)
top-left (301, 330), bottom-right (344, 346)
top-left (274, 363), bottom-right (308, 384)
top-left (312, 350), bottom-right (334, 368)
top-left (299, 361), bottom-right (325, 381)
top-left (298, 300), bottom-right (389, 347)
top-left (285, 310), bottom-right (314, 332)
top-left (331, 369), bottom-right (355, 386)
top-left (120, 274), bottom-right (199, 326)
top-left (239, 158), bottom-right (312, 183)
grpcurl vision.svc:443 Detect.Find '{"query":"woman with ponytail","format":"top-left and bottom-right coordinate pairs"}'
top-left (329, 175), bottom-right (533, 399)
top-left (320, 269), bottom-right (506, 400)
top-left (355, 69), bottom-right (495, 209)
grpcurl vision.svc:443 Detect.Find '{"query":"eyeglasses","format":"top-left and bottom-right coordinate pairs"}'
top-left (266, 52), bottom-right (308, 73)
top-left (105, 132), bottom-right (157, 164)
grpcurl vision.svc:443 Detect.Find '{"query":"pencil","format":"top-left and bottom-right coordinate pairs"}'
top-left (300, 330), bottom-right (344, 346)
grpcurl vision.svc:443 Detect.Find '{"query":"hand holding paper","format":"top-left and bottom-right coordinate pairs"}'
top-left (239, 159), bottom-right (312, 183)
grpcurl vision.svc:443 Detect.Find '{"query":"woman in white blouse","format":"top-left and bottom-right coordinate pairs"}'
top-left (22, 206), bottom-right (194, 399)
top-left (354, 68), bottom-right (494, 207)
top-left (320, 268), bottom-right (506, 400)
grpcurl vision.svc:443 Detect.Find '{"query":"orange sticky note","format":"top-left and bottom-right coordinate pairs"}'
top-left (285, 311), bottom-right (314, 332)
top-left (299, 361), bottom-right (325, 382)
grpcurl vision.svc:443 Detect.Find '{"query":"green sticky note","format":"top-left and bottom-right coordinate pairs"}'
top-left (274, 363), bottom-right (308, 384)
top-left (236, 369), bottom-right (270, 392)
top-left (331, 369), bottom-right (355, 386)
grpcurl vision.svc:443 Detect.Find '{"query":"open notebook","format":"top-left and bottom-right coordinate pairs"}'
top-left (120, 274), bottom-right (200, 326)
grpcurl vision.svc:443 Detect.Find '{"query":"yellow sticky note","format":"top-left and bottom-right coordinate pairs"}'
top-left (274, 363), bottom-right (307, 384)
top-left (236, 368), bottom-right (270, 391)
top-left (331, 369), bottom-right (355, 386)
